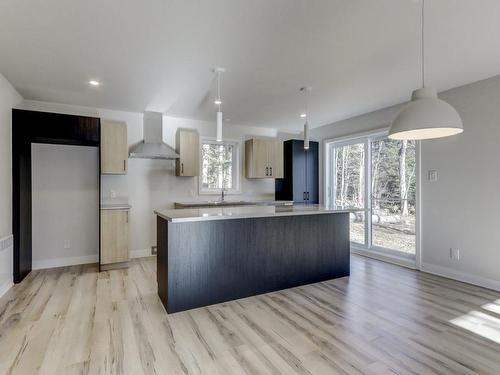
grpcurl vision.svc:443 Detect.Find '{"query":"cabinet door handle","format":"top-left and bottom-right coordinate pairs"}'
top-left (307, 192), bottom-right (310, 200)
top-left (126, 211), bottom-right (129, 223)
top-left (181, 163), bottom-right (184, 174)
top-left (303, 192), bottom-right (306, 200)
top-left (123, 160), bottom-right (126, 171)
top-left (270, 166), bottom-right (273, 176)
top-left (266, 167), bottom-right (269, 176)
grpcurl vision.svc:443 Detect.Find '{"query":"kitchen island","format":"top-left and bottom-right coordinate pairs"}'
top-left (154, 205), bottom-right (351, 313)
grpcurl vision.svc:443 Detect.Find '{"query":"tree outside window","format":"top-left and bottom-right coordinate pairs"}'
top-left (331, 137), bottom-right (416, 255)
top-left (201, 141), bottom-right (238, 192)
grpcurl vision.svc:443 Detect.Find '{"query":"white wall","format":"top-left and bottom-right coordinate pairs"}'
top-left (419, 77), bottom-right (500, 290)
top-left (31, 144), bottom-right (99, 269)
top-left (19, 100), bottom-right (289, 257)
top-left (311, 74), bottom-right (500, 291)
top-left (0, 73), bottom-right (22, 297)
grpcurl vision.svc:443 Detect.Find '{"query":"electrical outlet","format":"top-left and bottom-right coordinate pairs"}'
top-left (450, 248), bottom-right (460, 261)
top-left (151, 246), bottom-right (157, 255)
top-left (64, 240), bottom-right (71, 249)
top-left (428, 170), bottom-right (438, 182)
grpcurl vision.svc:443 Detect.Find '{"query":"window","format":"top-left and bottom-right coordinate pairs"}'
top-left (326, 131), bottom-right (417, 258)
top-left (333, 142), bottom-right (366, 245)
top-left (200, 139), bottom-right (240, 194)
top-left (370, 138), bottom-right (416, 254)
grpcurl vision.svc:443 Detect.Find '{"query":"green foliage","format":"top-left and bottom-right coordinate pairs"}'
top-left (334, 139), bottom-right (416, 215)
top-left (372, 139), bottom-right (416, 213)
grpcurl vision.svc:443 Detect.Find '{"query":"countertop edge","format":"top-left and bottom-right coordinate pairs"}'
top-left (154, 208), bottom-right (355, 223)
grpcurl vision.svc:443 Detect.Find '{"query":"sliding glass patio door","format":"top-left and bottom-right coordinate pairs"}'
top-left (327, 132), bottom-right (417, 258)
top-left (331, 141), bottom-right (367, 245)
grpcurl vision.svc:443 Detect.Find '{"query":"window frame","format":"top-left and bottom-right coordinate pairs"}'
top-left (198, 137), bottom-right (242, 195)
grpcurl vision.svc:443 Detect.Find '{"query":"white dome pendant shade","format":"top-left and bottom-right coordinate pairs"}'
top-left (389, 0), bottom-right (463, 140)
top-left (389, 87), bottom-right (463, 140)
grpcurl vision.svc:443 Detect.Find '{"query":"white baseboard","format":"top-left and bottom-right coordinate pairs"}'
top-left (130, 248), bottom-right (153, 258)
top-left (31, 249), bottom-right (154, 271)
top-left (421, 263), bottom-right (500, 292)
top-left (32, 254), bottom-right (98, 270)
top-left (0, 234), bottom-right (13, 298)
top-left (0, 280), bottom-right (13, 299)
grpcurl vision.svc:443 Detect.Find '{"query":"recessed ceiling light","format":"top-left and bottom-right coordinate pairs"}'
top-left (89, 80), bottom-right (100, 87)
top-left (300, 113), bottom-right (307, 118)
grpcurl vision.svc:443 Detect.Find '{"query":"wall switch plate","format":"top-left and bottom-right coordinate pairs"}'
top-left (428, 170), bottom-right (438, 182)
top-left (110, 190), bottom-right (117, 198)
top-left (64, 240), bottom-right (71, 249)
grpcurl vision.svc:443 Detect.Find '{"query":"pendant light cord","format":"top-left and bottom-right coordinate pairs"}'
top-left (421, 0), bottom-right (425, 88)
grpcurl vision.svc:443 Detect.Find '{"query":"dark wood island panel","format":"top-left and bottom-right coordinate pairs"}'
top-left (157, 212), bottom-right (350, 313)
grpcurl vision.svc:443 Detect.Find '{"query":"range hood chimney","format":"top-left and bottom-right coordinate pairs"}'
top-left (129, 111), bottom-right (179, 160)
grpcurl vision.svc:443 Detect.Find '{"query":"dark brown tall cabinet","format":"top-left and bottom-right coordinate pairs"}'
top-left (275, 139), bottom-right (319, 204)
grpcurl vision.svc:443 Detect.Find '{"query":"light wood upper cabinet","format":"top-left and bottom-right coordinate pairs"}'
top-left (245, 139), bottom-right (268, 178)
top-left (101, 120), bottom-right (128, 174)
top-left (245, 138), bottom-right (284, 179)
top-left (175, 129), bottom-right (199, 177)
top-left (269, 140), bottom-right (284, 178)
top-left (100, 209), bottom-right (129, 265)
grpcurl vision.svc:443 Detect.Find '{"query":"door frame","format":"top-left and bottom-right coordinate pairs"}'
top-left (12, 109), bottom-right (101, 283)
top-left (323, 127), bottom-right (421, 269)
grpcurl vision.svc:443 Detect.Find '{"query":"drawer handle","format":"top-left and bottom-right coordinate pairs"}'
top-left (181, 163), bottom-right (184, 174)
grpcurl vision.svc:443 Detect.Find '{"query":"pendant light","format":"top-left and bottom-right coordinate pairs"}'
top-left (300, 87), bottom-right (312, 150)
top-left (389, 0), bottom-right (463, 140)
top-left (213, 67), bottom-right (225, 142)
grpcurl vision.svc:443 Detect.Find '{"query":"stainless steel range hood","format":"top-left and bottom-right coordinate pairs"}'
top-left (129, 111), bottom-right (179, 160)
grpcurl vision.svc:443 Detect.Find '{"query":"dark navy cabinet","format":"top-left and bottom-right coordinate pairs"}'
top-left (275, 139), bottom-right (319, 203)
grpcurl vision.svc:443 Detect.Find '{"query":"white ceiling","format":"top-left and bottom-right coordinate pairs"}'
top-left (1, 0), bottom-right (500, 132)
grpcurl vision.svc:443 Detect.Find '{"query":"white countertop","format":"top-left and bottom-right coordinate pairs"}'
top-left (154, 204), bottom-right (357, 223)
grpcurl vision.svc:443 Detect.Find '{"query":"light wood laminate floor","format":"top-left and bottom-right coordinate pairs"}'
top-left (1, 255), bottom-right (499, 375)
